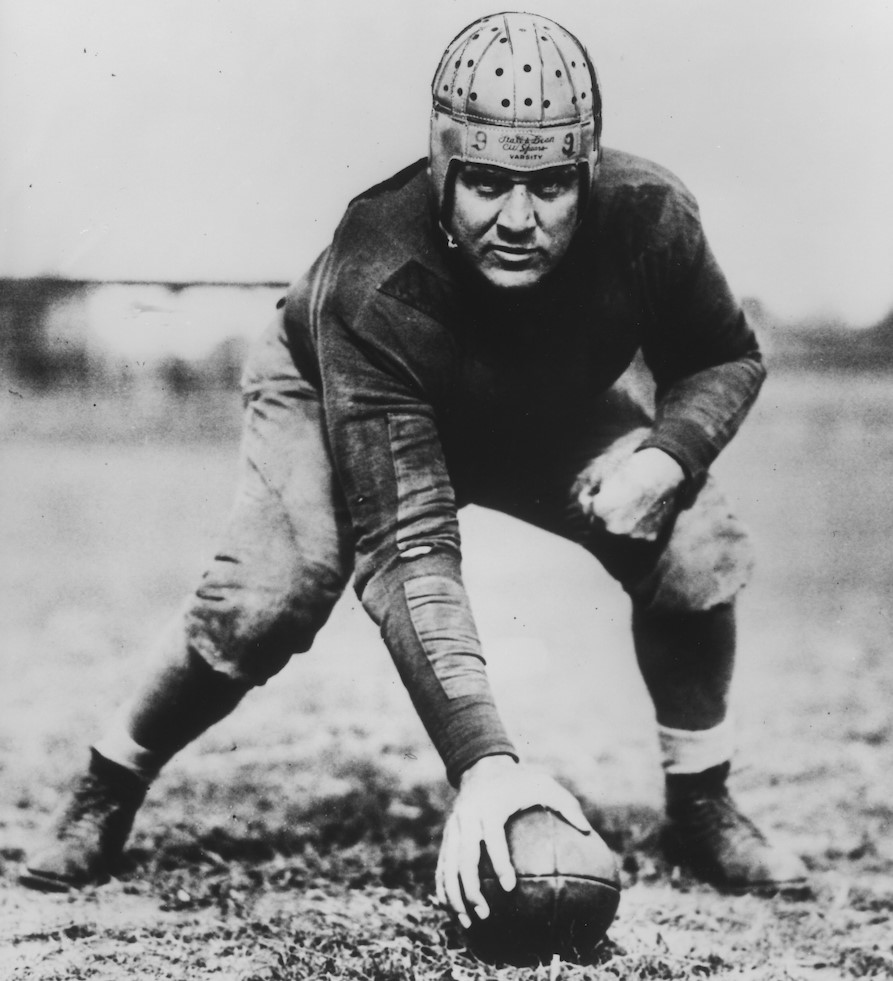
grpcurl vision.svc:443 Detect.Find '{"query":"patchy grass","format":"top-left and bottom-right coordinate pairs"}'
top-left (2, 370), bottom-right (893, 979)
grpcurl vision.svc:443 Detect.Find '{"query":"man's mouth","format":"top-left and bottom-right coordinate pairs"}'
top-left (489, 245), bottom-right (539, 263)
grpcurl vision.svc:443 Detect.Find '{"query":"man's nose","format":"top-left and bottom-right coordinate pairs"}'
top-left (497, 185), bottom-right (536, 235)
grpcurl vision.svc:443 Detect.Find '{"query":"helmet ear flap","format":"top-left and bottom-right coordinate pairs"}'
top-left (579, 147), bottom-right (603, 217)
top-left (577, 162), bottom-right (591, 217)
top-left (439, 159), bottom-right (461, 230)
top-left (433, 159), bottom-right (462, 247)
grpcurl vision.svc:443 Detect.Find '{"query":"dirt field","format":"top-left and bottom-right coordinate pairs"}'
top-left (2, 369), bottom-right (892, 979)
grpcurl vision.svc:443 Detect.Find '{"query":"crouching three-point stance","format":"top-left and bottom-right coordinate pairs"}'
top-left (23, 12), bottom-right (807, 915)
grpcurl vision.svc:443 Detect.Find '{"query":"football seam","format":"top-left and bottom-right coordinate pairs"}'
top-left (483, 873), bottom-right (619, 888)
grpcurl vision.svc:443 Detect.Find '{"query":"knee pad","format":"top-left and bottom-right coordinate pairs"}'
top-left (183, 556), bottom-right (346, 686)
top-left (631, 476), bottom-right (755, 614)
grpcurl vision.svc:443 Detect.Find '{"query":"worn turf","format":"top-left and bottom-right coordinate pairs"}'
top-left (2, 370), bottom-right (892, 979)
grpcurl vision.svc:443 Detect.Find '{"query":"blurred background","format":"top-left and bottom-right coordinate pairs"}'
top-left (2, 0), bottom-right (893, 407)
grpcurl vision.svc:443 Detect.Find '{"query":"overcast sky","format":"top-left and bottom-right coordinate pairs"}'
top-left (2, 0), bottom-right (892, 325)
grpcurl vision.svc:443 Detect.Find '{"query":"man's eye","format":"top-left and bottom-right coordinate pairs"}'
top-left (529, 170), bottom-right (577, 198)
top-left (533, 179), bottom-right (571, 198)
top-left (472, 179), bottom-right (507, 196)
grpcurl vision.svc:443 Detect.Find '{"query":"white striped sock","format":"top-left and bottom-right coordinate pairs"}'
top-left (658, 716), bottom-right (735, 774)
top-left (93, 713), bottom-right (164, 784)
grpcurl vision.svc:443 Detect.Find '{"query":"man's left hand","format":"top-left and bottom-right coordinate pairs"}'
top-left (578, 447), bottom-right (685, 541)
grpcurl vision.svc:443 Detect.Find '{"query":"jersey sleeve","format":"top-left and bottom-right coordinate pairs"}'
top-left (316, 288), bottom-right (517, 785)
top-left (637, 187), bottom-right (766, 486)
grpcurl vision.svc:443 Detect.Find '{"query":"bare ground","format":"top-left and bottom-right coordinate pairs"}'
top-left (2, 370), bottom-right (892, 979)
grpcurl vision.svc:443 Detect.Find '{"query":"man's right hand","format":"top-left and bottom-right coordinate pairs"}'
top-left (434, 755), bottom-right (592, 928)
top-left (578, 446), bottom-right (685, 542)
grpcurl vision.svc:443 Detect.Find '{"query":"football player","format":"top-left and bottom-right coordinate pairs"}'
top-left (23, 11), bottom-right (807, 924)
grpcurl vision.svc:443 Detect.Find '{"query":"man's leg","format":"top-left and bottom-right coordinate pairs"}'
top-left (507, 415), bottom-right (808, 894)
top-left (622, 476), bottom-right (807, 893)
top-left (22, 315), bottom-right (353, 891)
top-left (113, 647), bottom-right (252, 769)
top-left (632, 602), bottom-right (735, 732)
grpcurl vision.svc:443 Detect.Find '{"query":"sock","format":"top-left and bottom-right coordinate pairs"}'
top-left (665, 759), bottom-right (731, 805)
top-left (92, 712), bottom-right (167, 784)
top-left (658, 715), bottom-right (735, 776)
top-left (87, 747), bottom-right (151, 799)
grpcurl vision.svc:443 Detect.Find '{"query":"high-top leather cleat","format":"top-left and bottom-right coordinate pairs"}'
top-left (661, 763), bottom-right (809, 895)
top-left (20, 750), bottom-right (147, 892)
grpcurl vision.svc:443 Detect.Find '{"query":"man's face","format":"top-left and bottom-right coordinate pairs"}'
top-left (449, 163), bottom-right (580, 290)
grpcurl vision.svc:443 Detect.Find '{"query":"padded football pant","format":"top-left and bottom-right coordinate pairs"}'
top-left (120, 312), bottom-right (753, 763)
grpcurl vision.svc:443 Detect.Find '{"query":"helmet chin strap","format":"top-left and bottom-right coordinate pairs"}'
top-left (439, 222), bottom-right (458, 249)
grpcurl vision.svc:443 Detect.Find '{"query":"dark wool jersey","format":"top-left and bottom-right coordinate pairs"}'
top-left (283, 148), bottom-right (765, 784)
